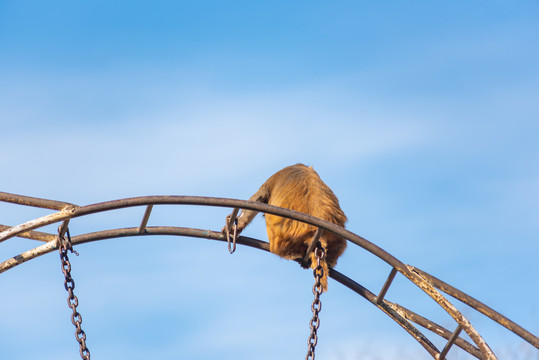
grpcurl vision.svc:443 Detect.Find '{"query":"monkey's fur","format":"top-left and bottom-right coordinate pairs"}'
top-left (228, 163), bottom-right (347, 291)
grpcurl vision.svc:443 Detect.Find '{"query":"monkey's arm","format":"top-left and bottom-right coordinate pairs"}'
top-left (222, 185), bottom-right (270, 235)
top-left (234, 186), bottom-right (270, 232)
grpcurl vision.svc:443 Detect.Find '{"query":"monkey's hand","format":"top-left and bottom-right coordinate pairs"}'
top-left (221, 215), bottom-right (247, 235)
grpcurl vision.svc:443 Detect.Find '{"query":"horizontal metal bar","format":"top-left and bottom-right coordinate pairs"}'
top-left (58, 196), bottom-right (412, 279)
top-left (334, 270), bottom-right (479, 358)
top-left (0, 191), bottom-right (76, 211)
top-left (329, 269), bottom-right (440, 358)
top-left (0, 224), bottom-right (55, 242)
top-left (0, 206), bottom-right (77, 243)
top-left (386, 302), bottom-right (481, 358)
top-left (0, 227), bottom-right (269, 274)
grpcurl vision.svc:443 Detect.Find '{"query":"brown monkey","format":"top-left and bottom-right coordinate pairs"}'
top-left (225, 163), bottom-right (347, 291)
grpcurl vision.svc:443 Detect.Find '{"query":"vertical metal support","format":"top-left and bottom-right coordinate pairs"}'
top-left (303, 228), bottom-right (324, 265)
top-left (376, 267), bottom-right (398, 304)
top-left (138, 205), bottom-right (153, 233)
top-left (438, 325), bottom-right (463, 360)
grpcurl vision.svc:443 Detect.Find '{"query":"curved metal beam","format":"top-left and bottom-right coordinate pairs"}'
top-left (1, 195), bottom-right (495, 358)
top-left (2, 194), bottom-right (537, 357)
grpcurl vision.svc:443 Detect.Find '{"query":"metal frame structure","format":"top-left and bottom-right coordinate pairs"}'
top-left (1, 191), bottom-right (538, 359)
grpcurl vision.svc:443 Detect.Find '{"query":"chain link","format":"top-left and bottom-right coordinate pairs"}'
top-left (305, 243), bottom-right (325, 360)
top-left (58, 226), bottom-right (91, 360)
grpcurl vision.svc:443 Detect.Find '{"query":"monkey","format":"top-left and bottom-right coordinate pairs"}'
top-left (224, 163), bottom-right (347, 291)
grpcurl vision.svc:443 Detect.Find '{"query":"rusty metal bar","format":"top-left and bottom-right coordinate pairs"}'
top-left (399, 264), bottom-right (495, 358)
top-left (0, 224), bottom-right (55, 242)
top-left (376, 267), bottom-right (398, 305)
top-left (333, 267), bottom-right (480, 359)
top-left (0, 191), bottom-right (76, 210)
top-left (329, 268), bottom-right (441, 358)
top-left (410, 266), bottom-right (539, 349)
top-left (386, 302), bottom-right (482, 358)
top-left (0, 206), bottom-right (77, 243)
top-left (138, 205), bottom-right (153, 233)
top-left (439, 325), bottom-right (463, 360)
top-left (0, 240), bottom-right (57, 274)
top-left (0, 227), bottom-right (269, 274)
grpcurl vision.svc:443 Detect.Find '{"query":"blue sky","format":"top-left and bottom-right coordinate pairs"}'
top-left (1, 1), bottom-right (538, 359)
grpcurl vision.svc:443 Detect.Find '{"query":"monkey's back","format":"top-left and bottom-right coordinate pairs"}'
top-left (263, 164), bottom-right (347, 266)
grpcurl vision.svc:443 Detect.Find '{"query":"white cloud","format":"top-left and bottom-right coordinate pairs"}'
top-left (2, 76), bottom-right (434, 201)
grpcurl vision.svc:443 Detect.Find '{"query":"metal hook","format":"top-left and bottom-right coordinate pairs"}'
top-left (224, 209), bottom-right (240, 254)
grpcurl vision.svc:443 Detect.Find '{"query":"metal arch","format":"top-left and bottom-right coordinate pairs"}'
top-left (1, 192), bottom-right (538, 359)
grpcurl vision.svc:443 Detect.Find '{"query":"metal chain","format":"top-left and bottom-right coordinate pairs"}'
top-left (305, 243), bottom-right (325, 360)
top-left (58, 226), bottom-right (91, 360)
